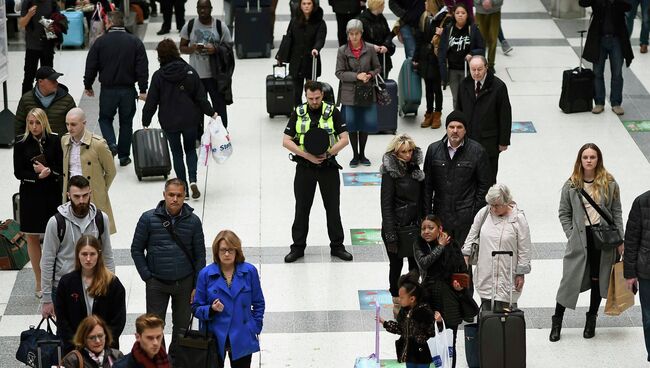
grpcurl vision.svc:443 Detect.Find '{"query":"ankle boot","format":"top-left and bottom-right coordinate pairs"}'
top-left (583, 312), bottom-right (597, 339)
top-left (431, 111), bottom-right (442, 129)
top-left (549, 315), bottom-right (562, 342)
top-left (392, 297), bottom-right (400, 318)
top-left (420, 112), bottom-right (432, 128)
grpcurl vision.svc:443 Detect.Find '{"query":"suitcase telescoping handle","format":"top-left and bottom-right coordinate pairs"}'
top-left (491, 250), bottom-right (514, 312)
top-left (578, 30), bottom-right (587, 72)
top-left (383, 52), bottom-right (386, 80)
top-left (312, 55), bottom-right (317, 81)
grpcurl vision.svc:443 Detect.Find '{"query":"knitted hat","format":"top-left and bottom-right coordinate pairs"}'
top-left (445, 110), bottom-right (468, 128)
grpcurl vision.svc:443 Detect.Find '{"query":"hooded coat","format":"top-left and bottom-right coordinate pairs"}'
top-left (579, 0), bottom-right (633, 68)
top-left (14, 84), bottom-right (76, 136)
top-left (142, 59), bottom-right (215, 132)
top-left (277, 6), bottom-right (327, 79)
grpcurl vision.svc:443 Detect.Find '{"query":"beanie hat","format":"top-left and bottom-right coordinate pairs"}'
top-left (445, 110), bottom-right (467, 128)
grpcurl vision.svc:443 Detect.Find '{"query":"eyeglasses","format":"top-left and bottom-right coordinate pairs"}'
top-left (87, 334), bottom-right (105, 342)
top-left (219, 248), bottom-right (236, 255)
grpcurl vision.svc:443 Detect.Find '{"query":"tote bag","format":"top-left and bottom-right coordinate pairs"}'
top-left (175, 314), bottom-right (221, 368)
top-left (427, 319), bottom-right (454, 368)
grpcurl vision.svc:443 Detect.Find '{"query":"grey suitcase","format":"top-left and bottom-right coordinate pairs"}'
top-left (132, 129), bottom-right (172, 181)
top-left (479, 250), bottom-right (526, 368)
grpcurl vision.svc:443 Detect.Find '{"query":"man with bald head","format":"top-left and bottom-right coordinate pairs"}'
top-left (61, 107), bottom-right (117, 234)
top-left (456, 55), bottom-right (511, 184)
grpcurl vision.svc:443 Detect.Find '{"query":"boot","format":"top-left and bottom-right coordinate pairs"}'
top-left (392, 297), bottom-right (401, 319)
top-left (420, 112), bottom-right (432, 128)
top-left (583, 312), bottom-right (597, 339)
top-left (549, 315), bottom-right (562, 342)
top-left (431, 111), bottom-right (442, 129)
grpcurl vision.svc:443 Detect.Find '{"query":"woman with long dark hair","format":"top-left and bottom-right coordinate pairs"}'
top-left (551, 143), bottom-right (624, 342)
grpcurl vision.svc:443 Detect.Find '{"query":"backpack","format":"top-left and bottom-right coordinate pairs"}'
top-left (54, 209), bottom-right (105, 243)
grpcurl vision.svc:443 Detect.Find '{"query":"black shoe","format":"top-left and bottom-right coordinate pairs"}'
top-left (110, 147), bottom-right (118, 157)
top-left (549, 315), bottom-right (562, 342)
top-left (350, 158), bottom-right (359, 168)
top-left (190, 182), bottom-right (201, 199)
top-left (157, 29), bottom-right (170, 35)
top-left (583, 312), bottom-right (597, 339)
top-left (119, 157), bottom-right (132, 167)
top-left (330, 248), bottom-right (353, 261)
top-left (284, 250), bottom-right (304, 263)
top-left (359, 157), bottom-right (371, 166)
top-left (150, 10), bottom-right (158, 17)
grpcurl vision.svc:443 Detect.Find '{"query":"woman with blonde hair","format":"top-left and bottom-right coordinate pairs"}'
top-left (551, 143), bottom-right (624, 342)
top-left (380, 134), bottom-right (424, 316)
top-left (12, 107), bottom-right (63, 298)
top-left (55, 235), bottom-right (126, 354)
top-left (61, 315), bottom-right (124, 367)
top-left (193, 230), bottom-right (265, 367)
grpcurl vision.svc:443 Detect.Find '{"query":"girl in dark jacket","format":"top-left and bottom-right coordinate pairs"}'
top-left (378, 273), bottom-right (439, 367)
top-left (437, 3), bottom-right (484, 109)
top-left (276, 0), bottom-right (327, 105)
top-left (142, 39), bottom-right (217, 199)
top-left (13, 108), bottom-right (63, 299)
top-left (414, 215), bottom-right (475, 368)
top-left (358, 0), bottom-right (396, 77)
top-left (380, 134), bottom-right (424, 316)
top-left (56, 235), bottom-right (126, 355)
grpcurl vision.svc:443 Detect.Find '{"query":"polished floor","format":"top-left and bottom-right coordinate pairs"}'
top-left (1, 0), bottom-right (650, 366)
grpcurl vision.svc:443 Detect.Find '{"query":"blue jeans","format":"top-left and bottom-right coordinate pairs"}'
top-left (640, 278), bottom-right (650, 361)
top-left (98, 87), bottom-right (137, 160)
top-left (627, 0), bottom-right (650, 46)
top-left (165, 128), bottom-right (198, 187)
top-left (401, 24), bottom-right (416, 58)
top-left (406, 363), bottom-right (430, 368)
top-left (593, 35), bottom-right (624, 106)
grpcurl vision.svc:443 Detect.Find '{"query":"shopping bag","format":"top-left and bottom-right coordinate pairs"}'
top-left (88, 3), bottom-right (106, 47)
top-left (198, 121), bottom-right (212, 166)
top-left (208, 116), bottom-right (233, 164)
top-left (427, 319), bottom-right (454, 368)
top-left (175, 314), bottom-right (221, 368)
top-left (15, 317), bottom-right (63, 367)
top-left (604, 260), bottom-right (635, 316)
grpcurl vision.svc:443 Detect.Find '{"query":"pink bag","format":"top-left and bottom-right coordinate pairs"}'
top-left (89, 3), bottom-right (106, 47)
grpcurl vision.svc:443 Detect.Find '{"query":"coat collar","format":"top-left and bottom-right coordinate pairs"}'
top-left (64, 129), bottom-right (93, 146)
top-left (206, 263), bottom-right (250, 298)
top-left (379, 147), bottom-right (424, 181)
top-left (343, 41), bottom-right (369, 57)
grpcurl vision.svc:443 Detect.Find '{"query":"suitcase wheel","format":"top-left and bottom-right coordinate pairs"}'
top-left (236, 44), bottom-right (244, 59)
top-left (269, 114), bottom-right (274, 118)
top-left (137, 175), bottom-right (142, 181)
top-left (164, 174), bottom-right (169, 180)
top-left (398, 109), bottom-right (404, 117)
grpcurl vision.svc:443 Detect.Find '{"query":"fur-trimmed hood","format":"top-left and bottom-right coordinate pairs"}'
top-left (380, 147), bottom-right (425, 181)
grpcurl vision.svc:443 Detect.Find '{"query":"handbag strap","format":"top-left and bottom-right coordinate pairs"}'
top-left (580, 188), bottom-right (615, 225)
top-left (73, 350), bottom-right (83, 368)
top-left (161, 220), bottom-right (196, 275)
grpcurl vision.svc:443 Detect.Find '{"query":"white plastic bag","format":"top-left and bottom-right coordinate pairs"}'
top-left (205, 116), bottom-right (232, 164)
top-left (427, 319), bottom-right (454, 368)
top-left (198, 120), bottom-right (212, 166)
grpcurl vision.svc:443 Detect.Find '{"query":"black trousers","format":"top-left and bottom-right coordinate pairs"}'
top-left (424, 78), bottom-right (443, 113)
top-left (201, 78), bottom-right (228, 127)
top-left (160, 0), bottom-right (185, 31)
top-left (386, 251), bottom-right (416, 297)
top-left (335, 12), bottom-right (360, 46)
top-left (22, 48), bottom-right (54, 94)
top-left (487, 153), bottom-right (500, 185)
top-left (293, 76), bottom-right (305, 106)
top-left (291, 164), bottom-right (344, 250)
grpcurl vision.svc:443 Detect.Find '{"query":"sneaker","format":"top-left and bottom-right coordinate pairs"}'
top-left (591, 104), bottom-right (604, 114)
top-left (612, 105), bottom-right (625, 115)
top-left (156, 29), bottom-right (170, 35)
top-left (350, 158), bottom-right (359, 168)
top-left (501, 40), bottom-right (513, 55)
top-left (641, 44), bottom-right (648, 54)
top-left (190, 182), bottom-right (201, 199)
top-left (359, 157), bottom-right (371, 166)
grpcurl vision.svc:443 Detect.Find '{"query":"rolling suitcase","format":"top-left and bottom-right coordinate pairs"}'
top-left (132, 129), bottom-right (172, 181)
top-left (311, 56), bottom-right (335, 105)
top-left (398, 57), bottom-right (421, 116)
top-left (61, 10), bottom-right (84, 47)
top-left (479, 250), bottom-right (526, 368)
top-left (374, 54), bottom-right (398, 134)
top-left (266, 64), bottom-right (294, 117)
top-left (559, 30), bottom-right (594, 113)
top-left (37, 339), bottom-right (63, 368)
top-left (234, 0), bottom-right (272, 59)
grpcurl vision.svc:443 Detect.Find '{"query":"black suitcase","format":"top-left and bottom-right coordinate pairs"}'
top-left (374, 54), bottom-right (398, 134)
top-left (479, 250), bottom-right (526, 368)
top-left (310, 56), bottom-right (335, 105)
top-left (560, 30), bottom-right (594, 113)
top-left (234, 1), bottom-right (272, 59)
top-left (266, 64), bottom-right (294, 117)
top-left (13, 192), bottom-right (19, 222)
top-left (37, 339), bottom-right (63, 368)
top-left (132, 129), bottom-right (172, 181)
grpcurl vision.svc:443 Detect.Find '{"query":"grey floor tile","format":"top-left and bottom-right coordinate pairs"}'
top-left (328, 310), bottom-right (362, 332)
top-left (264, 311), bottom-right (295, 334)
top-left (554, 19), bottom-right (592, 40)
top-left (630, 133), bottom-right (650, 163)
top-left (294, 311), bottom-right (328, 333)
top-left (4, 295), bottom-right (41, 315)
top-left (509, 39), bottom-right (569, 47)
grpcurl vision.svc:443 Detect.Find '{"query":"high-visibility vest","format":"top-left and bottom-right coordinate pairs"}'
top-left (295, 102), bottom-right (338, 152)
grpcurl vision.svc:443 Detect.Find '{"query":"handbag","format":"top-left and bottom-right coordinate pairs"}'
top-left (176, 314), bottom-right (221, 368)
top-left (579, 189), bottom-right (623, 250)
top-left (354, 81), bottom-right (374, 106)
top-left (396, 224), bottom-right (418, 257)
top-left (277, 33), bottom-right (292, 63)
top-left (604, 258), bottom-right (635, 316)
top-left (374, 74), bottom-right (391, 106)
top-left (467, 207), bottom-right (489, 266)
top-left (16, 317), bottom-right (63, 368)
top-left (88, 3), bottom-right (106, 47)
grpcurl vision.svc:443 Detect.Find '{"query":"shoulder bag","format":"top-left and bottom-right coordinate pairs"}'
top-left (162, 220), bottom-right (197, 284)
top-left (579, 189), bottom-right (623, 250)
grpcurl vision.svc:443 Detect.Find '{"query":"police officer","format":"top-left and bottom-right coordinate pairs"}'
top-left (282, 80), bottom-right (351, 263)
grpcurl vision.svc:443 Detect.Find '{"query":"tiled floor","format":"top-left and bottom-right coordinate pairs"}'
top-left (2, 0), bottom-right (650, 367)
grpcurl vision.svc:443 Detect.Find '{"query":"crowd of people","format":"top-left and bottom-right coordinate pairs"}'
top-left (9, 0), bottom-right (650, 366)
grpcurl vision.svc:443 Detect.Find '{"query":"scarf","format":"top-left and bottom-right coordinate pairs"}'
top-left (349, 41), bottom-right (363, 59)
top-left (131, 341), bottom-right (170, 368)
top-left (84, 348), bottom-right (105, 366)
top-left (34, 85), bottom-right (56, 108)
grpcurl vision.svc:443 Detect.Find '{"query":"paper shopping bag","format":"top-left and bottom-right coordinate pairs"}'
top-left (604, 261), bottom-right (635, 316)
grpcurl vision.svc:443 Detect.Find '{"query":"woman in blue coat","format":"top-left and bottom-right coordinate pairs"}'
top-left (193, 230), bottom-right (265, 368)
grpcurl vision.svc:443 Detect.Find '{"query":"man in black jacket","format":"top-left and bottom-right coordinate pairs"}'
top-left (456, 55), bottom-right (511, 184)
top-left (329, 0), bottom-right (363, 46)
top-left (423, 110), bottom-right (491, 246)
top-left (130, 178), bottom-right (206, 361)
top-left (83, 11), bottom-right (149, 167)
top-left (624, 190), bottom-right (650, 361)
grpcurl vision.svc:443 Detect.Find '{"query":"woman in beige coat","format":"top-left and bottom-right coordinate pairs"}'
top-left (462, 183), bottom-right (532, 310)
top-left (550, 143), bottom-right (624, 342)
top-left (61, 108), bottom-right (117, 234)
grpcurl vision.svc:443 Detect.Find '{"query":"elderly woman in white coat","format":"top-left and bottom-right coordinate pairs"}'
top-left (550, 143), bottom-right (624, 342)
top-left (462, 183), bottom-right (532, 311)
